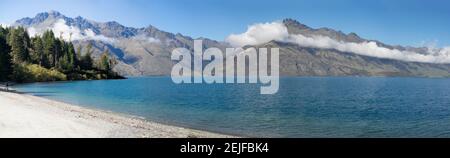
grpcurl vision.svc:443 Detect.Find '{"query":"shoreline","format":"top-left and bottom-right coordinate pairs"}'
top-left (0, 91), bottom-right (236, 138)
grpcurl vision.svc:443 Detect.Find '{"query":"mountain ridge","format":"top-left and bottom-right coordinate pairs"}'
top-left (10, 11), bottom-right (450, 77)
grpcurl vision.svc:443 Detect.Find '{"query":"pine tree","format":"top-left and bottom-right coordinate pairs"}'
top-left (67, 42), bottom-right (77, 71)
top-left (76, 45), bottom-right (82, 70)
top-left (0, 26), bottom-right (12, 81)
top-left (53, 39), bottom-right (62, 68)
top-left (42, 30), bottom-right (55, 68)
top-left (80, 43), bottom-right (93, 70)
top-left (31, 36), bottom-right (45, 66)
top-left (57, 40), bottom-right (67, 70)
top-left (98, 49), bottom-right (110, 72)
top-left (56, 40), bottom-right (77, 72)
top-left (8, 27), bottom-right (30, 64)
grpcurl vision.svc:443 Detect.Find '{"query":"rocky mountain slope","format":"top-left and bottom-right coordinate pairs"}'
top-left (12, 11), bottom-right (450, 77)
top-left (14, 11), bottom-right (228, 76)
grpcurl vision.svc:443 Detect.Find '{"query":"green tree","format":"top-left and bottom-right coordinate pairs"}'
top-left (57, 41), bottom-right (77, 72)
top-left (8, 27), bottom-right (30, 64)
top-left (80, 43), bottom-right (93, 70)
top-left (0, 26), bottom-right (12, 81)
top-left (67, 42), bottom-right (77, 71)
top-left (97, 49), bottom-right (111, 72)
top-left (42, 30), bottom-right (55, 68)
top-left (75, 45), bottom-right (82, 70)
top-left (31, 36), bottom-right (46, 66)
top-left (56, 40), bottom-right (68, 70)
top-left (53, 39), bottom-right (62, 68)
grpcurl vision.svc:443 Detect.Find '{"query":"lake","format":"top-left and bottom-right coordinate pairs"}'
top-left (13, 77), bottom-right (450, 137)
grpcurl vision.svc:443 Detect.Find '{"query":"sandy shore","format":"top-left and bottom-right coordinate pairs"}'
top-left (0, 91), bottom-right (235, 138)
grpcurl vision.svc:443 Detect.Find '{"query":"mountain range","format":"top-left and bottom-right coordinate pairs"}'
top-left (11, 11), bottom-right (450, 77)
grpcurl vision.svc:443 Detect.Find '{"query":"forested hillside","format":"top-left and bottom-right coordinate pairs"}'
top-left (0, 25), bottom-right (123, 83)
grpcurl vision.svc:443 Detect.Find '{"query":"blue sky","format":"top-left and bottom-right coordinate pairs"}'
top-left (1, 0), bottom-right (450, 47)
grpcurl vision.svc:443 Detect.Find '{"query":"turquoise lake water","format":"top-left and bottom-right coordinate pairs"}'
top-left (13, 77), bottom-right (450, 137)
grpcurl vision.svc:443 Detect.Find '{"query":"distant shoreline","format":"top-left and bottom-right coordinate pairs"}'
top-left (0, 91), bottom-right (236, 138)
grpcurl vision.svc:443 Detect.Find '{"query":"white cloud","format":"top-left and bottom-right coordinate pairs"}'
top-left (286, 34), bottom-right (450, 63)
top-left (28, 19), bottom-right (115, 43)
top-left (132, 34), bottom-right (161, 43)
top-left (225, 22), bottom-right (289, 47)
top-left (146, 37), bottom-right (160, 43)
top-left (84, 28), bottom-right (115, 43)
top-left (225, 21), bottom-right (450, 64)
top-left (0, 22), bottom-right (10, 28)
top-left (27, 27), bottom-right (38, 37)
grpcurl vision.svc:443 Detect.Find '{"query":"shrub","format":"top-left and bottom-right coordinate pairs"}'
top-left (13, 63), bottom-right (67, 82)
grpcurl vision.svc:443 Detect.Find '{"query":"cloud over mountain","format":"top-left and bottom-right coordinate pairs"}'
top-left (27, 19), bottom-right (115, 43)
top-left (226, 21), bottom-right (450, 64)
top-left (226, 22), bottom-right (289, 47)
